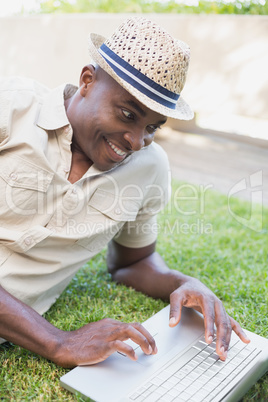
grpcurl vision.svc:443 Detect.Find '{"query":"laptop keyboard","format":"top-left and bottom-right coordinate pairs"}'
top-left (129, 335), bottom-right (260, 402)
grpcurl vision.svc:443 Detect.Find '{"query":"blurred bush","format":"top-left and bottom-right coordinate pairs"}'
top-left (38, 0), bottom-right (268, 15)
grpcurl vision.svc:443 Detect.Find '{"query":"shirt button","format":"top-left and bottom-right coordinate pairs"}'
top-left (63, 126), bottom-right (70, 133)
top-left (114, 208), bottom-right (122, 215)
top-left (72, 187), bottom-right (77, 194)
top-left (10, 173), bottom-right (18, 181)
top-left (24, 236), bottom-right (33, 246)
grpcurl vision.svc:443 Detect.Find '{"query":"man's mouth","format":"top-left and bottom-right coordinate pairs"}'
top-left (105, 138), bottom-right (127, 157)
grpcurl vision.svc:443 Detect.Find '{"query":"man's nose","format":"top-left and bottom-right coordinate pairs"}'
top-left (123, 129), bottom-right (145, 152)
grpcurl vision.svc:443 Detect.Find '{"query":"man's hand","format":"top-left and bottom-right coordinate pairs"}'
top-left (54, 319), bottom-right (157, 368)
top-left (168, 277), bottom-right (250, 360)
top-left (108, 241), bottom-right (251, 362)
top-left (0, 285), bottom-right (156, 368)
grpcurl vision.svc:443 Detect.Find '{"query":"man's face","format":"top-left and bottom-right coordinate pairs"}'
top-left (65, 66), bottom-right (167, 172)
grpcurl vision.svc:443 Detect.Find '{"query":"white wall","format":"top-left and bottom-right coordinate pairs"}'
top-left (0, 13), bottom-right (267, 120)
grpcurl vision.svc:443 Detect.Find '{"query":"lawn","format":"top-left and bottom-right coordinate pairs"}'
top-left (0, 180), bottom-right (267, 401)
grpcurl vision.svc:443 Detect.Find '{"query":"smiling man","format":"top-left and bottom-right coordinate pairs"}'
top-left (0, 17), bottom-right (249, 368)
top-left (65, 65), bottom-right (167, 178)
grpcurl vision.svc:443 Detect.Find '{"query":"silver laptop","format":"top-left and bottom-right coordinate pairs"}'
top-left (60, 305), bottom-right (268, 401)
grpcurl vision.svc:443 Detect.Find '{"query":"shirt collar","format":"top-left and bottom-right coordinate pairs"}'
top-left (36, 83), bottom-right (72, 131)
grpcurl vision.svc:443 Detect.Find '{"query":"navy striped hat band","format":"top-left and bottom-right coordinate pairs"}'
top-left (98, 43), bottom-right (180, 110)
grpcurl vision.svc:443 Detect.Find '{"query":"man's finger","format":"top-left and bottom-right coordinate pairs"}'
top-left (214, 302), bottom-right (232, 360)
top-left (230, 317), bottom-right (251, 344)
top-left (112, 340), bottom-right (138, 361)
top-left (131, 322), bottom-right (157, 354)
top-left (169, 292), bottom-right (183, 327)
top-left (202, 298), bottom-right (215, 344)
top-left (115, 323), bottom-right (156, 356)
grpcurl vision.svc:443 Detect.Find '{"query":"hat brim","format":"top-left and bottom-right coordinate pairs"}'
top-left (88, 33), bottom-right (194, 121)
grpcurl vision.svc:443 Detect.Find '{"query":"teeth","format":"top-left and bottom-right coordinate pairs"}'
top-left (106, 139), bottom-right (127, 156)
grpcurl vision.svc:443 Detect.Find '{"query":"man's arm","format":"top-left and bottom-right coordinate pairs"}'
top-left (0, 285), bottom-right (156, 367)
top-left (107, 240), bottom-right (250, 361)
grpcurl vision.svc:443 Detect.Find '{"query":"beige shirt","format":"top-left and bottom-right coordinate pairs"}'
top-left (0, 76), bottom-right (170, 315)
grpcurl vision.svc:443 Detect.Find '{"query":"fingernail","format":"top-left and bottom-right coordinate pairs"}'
top-left (169, 317), bottom-right (176, 326)
top-left (220, 347), bottom-right (227, 359)
top-left (148, 345), bottom-right (152, 354)
top-left (208, 336), bottom-right (213, 343)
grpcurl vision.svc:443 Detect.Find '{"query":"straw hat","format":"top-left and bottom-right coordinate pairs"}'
top-left (88, 17), bottom-right (194, 120)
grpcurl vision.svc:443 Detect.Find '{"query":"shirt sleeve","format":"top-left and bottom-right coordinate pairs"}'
top-left (113, 143), bottom-right (171, 248)
top-left (0, 79), bottom-right (11, 147)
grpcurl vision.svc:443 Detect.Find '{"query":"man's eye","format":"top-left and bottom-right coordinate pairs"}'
top-left (147, 125), bottom-right (160, 134)
top-left (122, 109), bottom-right (135, 120)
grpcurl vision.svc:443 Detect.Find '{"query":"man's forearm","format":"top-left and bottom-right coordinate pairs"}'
top-left (109, 251), bottom-right (189, 300)
top-left (0, 284), bottom-right (158, 367)
top-left (0, 285), bottom-right (62, 361)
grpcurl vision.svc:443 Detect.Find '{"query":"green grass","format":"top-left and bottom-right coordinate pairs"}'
top-left (0, 180), bottom-right (267, 400)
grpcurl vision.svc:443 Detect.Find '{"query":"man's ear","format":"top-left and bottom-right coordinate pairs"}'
top-left (79, 64), bottom-right (96, 97)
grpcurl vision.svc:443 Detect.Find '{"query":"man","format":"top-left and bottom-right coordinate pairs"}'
top-left (0, 17), bottom-right (249, 368)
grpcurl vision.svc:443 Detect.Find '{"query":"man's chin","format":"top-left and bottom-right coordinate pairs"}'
top-left (94, 161), bottom-right (119, 172)
top-left (95, 156), bottom-right (129, 172)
